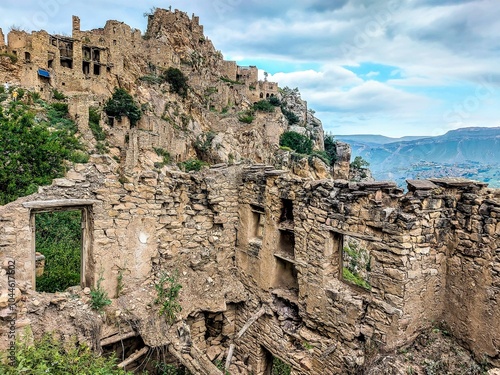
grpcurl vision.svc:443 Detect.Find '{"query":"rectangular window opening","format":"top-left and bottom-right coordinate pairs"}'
top-left (279, 199), bottom-right (293, 223)
top-left (250, 204), bottom-right (265, 241)
top-left (82, 61), bottom-right (90, 75)
top-left (34, 210), bottom-right (83, 292)
top-left (273, 256), bottom-right (298, 291)
top-left (342, 235), bottom-right (371, 291)
top-left (93, 63), bottom-right (101, 76)
top-left (277, 230), bottom-right (295, 258)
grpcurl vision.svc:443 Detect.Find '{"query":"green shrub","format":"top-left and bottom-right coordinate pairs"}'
top-left (35, 211), bottom-right (82, 293)
top-left (104, 88), bottom-right (142, 127)
top-left (279, 131), bottom-right (313, 155)
top-left (272, 357), bottom-right (292, 375)
top-left (139, 75), bottom-right (163, 84)
top-left (0, 52), bottom-right (18, 64)
top-left (89, 107), bottom-right (106, 141)
top-left (154, 271), bottom-right (182, 324)
top-left (220, 76), bottom-right (244, 85)
top-left (281, 107), bottom-right (300, 125)
top-left (253, 99), bottom-right (275, 112)
top-left (16, 88), bottom-right (25, 99)
top-left (69, 150), bottom-right (90, 164)
top-left (52, 89), bottom-right (66, 100)
top-left (30, 91), bottom-right (41, 101)
top-left (0, 102), bottom-right (84, 205)
top-left (163, 67), bottom-right (189, 98)
top-left (0, 333), bottom-right (129, 374)
top-left (343, 267), bottom-right (371, 290)
top-left (194, 131), bottom-right (216, 154)
top-left (268, 96), bottom-right (281, 106)
top-left (90, 275), bottom-right (112, 312)
top-left (309, 150), bottom-right (331, 165)
top-left (178, 158), bottom-right (208, 172)
top-left (154, 147), bottom-right (172, 168)
top-left (238, 109), bottom-right (255, 124)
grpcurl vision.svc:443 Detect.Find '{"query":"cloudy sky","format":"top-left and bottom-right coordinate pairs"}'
top-left (1, 0), bottom-right (499, 137)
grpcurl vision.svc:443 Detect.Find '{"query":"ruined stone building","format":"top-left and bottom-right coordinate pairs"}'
top-left (0, 8), bottom-right (499, 375)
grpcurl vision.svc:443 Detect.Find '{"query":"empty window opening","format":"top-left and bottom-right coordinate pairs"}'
top-left (60, 58), bottom-right (73, 69)
top-left (273, 256), bottom-right (298, 291)
top-left (250, 204), bottom-right (265, 240)
top-left (82, 46), bottom-right (91, 61)
top-left (266, 93), bottom-right (270, 98)
top-left (82, 61), bottom-right (90, 75)
top-left (24, 52), bottom-right (31, 63)
top-left (259, 92), bottom-right (264, 98)
top-left (93, 64), bottom-right (101, 75)
top-left (278, 231), bottom-right (295, 258)
top-left (92, 49), bottom-right (100, 62)
top-left (342, 235), bottom-right (371, 291)
top-left (35, 210), bottom-right (82, 293)
top-left (113, 39), bottom-right (117, 45)
top-left (279, 199), bottom-right (294, 224)
top-left (47, 52), bottom-right (55, 68)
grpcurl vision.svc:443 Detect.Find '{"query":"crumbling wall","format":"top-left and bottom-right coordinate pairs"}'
top-left (234, 168), bottom-right (500, 373)
top-left (0, 161), bottom-right (498, 373)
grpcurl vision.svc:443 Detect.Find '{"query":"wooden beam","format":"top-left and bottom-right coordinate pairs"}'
top-left (117, 346), bottom-right (149, 369)
top-left (225, 305), bottom-right (266, 371)
top-left (100, 331), bottom-right (137, 347)
top-left (23, 199), bottom-right (99, 210)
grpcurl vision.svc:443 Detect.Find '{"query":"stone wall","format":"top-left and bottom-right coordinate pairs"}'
top-left (0, 162), bottom-right (498, 373)
top-left (234, 169), bottom-right (500, 373)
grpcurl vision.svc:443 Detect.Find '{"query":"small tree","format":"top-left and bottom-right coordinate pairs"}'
top-left (163, 67), bottom-right (189, 98)
top-left (104, 88), bottom-right (142, 126)
top-left (350, 156), bottom-right (370, 170)
top-left (324, 134), bottom-right (337, 166)
top-left (279, 131), bottom-right (313, 155)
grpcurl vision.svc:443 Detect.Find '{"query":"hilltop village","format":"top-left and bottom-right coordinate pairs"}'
top-left (0, 8), bottom-right (499, 375)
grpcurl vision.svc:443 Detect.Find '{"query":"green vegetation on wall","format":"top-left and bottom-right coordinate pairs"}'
top-left (154, 271), bottom-right (182, 324)
top-left (0, 100), bottom-right (87, 205)
top-left (104, 88), bottom-right (142, 126)
top-left (272, 357), bottom-right (292, 375)
top-left (0, 333), bottom-right (129, 374)
top-left (35, 210), bottom-right (82, 293)
top-left (89, 107), bottom-right (106, 141)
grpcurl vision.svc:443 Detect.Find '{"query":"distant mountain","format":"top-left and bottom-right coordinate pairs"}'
top-left (338, 127), bottom-right (500, 188)
top-left (336, 134), bottom-right (429, 145)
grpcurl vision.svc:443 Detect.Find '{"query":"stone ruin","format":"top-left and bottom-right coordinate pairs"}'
top-left (0, 7), bottom-right (499, 375)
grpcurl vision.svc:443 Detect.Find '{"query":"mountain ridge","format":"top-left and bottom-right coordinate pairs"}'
top-left (338, 127), bottom-right (500, 187)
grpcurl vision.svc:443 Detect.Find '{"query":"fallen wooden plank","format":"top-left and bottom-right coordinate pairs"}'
top-left (117, 346), bottom-right (149, 369)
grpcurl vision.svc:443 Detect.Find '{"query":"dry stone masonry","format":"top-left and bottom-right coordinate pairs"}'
top-left (0, 7), bottom-right (499, 375)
